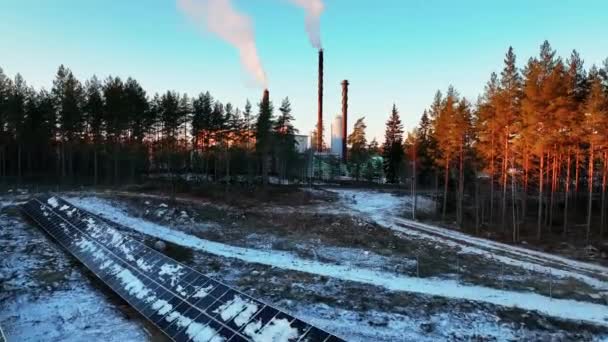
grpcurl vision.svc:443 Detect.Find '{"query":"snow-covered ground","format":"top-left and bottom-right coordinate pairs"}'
top-left (66, 195), bottom-right (608, 329)
top-left (333, 189), bottom-right (608, 291)
top-left (3, 188), bottom-right (608, 341)
top-left (0, 210), bottom-right (151, 342)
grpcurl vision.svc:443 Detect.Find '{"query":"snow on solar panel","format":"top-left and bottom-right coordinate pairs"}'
top-left (21, 195), bottom-right (345, 342)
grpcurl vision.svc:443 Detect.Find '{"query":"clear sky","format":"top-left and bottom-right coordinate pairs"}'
top-left (2, 0), bottom-right (607, 141)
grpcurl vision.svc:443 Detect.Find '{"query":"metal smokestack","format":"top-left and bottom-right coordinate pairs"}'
top-left (341, 80), bottom-right (349, 162)
top-left (263, 88), bottom-right (269, 105)
top-left (317, 49), bottom-right (324, 152)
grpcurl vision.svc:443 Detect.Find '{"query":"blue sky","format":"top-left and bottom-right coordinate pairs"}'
top-left (2, 0), bottom-right (607, 141)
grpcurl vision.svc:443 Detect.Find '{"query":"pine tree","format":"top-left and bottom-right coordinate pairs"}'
top-left (84, 76), bottom-right (104, 184)
top-left (562, 50), bottom-right (588, 234)
top-left (347, 117), bottom-right (368, 181)
top-left (256, 91), bottom-right (273, 185)
top-left (434, 87), bottom-right (459, 221)
top-left (368, 138), bottom-right (380, 156)
top-left (124, 78), bottom-right (149, 181)
top-left (273, 97), bottom-right (298, 181)
top-left (454, 98), bottom-right (473, 228)
top-left (582, 69), bottom-right (607, 241)
top-left (476, 72), bottom-right (500, 224)
top-left (496, 47), bottom-right (522, 233)
top-left (0, 67), bottom-right (11, 179)
top-left (416, 110), bottom-right (437, 186)
top-left (53, 68), bottom-right (84, 181)
top-left (103, 76), bottom-right (126, 182)
top-left (382, 104), bottom-right (404, 183)
top-left (6, 74), bottom-right (28, 180)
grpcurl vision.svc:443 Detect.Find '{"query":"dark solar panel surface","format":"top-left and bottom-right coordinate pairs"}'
top-left (21, 195), bottom-right (345, 342)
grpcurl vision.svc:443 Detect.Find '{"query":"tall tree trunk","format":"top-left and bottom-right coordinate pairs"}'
top-left (17, 144), bottom-right (22, 184)
top-left (490, 136), bottom-right (495, 224)
top-left (225, 144), bottom-right (230, 194)
top-left (563, 151), bottom-right (571, 236)
top-left (114, 142), bottom-right (119, 184)
top-left (412, 148), bottom-right (417, 220)
top-left (586, 145), bottom-right (594, 242)
top-left (458, 144), bottom-right (464, 228)
top-left (522, 147), bottom-right (529, 224)
top-left (511, 159), bottom-right (518, 243)
top-left (442, 159), bottom-right (449, 222)
top-left (61, 142), bottom-right (66, 181)
top-left (537, 152), bottom-right (544, 240)
top-left (549, 150), bottom-right (557, 232)
top-left (575, 148), bottom-right (581, 200)
top-left (434, 170), bottom-right (439, 216)
top-left (501, 133), bottom-right (508, 233)
top-left (93, 147), bottom-right (98, 186)
top-left (600, 151), bottom-right (607, 240)
top-left (475, 177), bottom-right (480, 235)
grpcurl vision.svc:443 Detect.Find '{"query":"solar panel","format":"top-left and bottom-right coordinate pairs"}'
top-left (21, 195), bottom-right (345, 342)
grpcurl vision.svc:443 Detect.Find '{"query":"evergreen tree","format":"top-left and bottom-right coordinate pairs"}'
top-left (496, 46), bottom-right (522, 233)
top-left (416, 110), bottom-right (437, 186)
top-left (124, 78), bottom-right (149, 180)
top-left (382, 104), bottom-right (404, 183)
top-left (273, 97), bottom-right (298, 181)
top-left (582, 70), bottom-right (607, 240)
top-left (256, 91), bottom-right (273, 185)
top-left (368, 138), bottom-right (380, 155)
top-left (103, 76), bottom-right (126, 182)
top-left (6, 74), bottom-right (28, 180)
top-left (347, 117), bottom-right (368, 181)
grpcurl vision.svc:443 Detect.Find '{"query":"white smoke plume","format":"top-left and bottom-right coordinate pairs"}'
top-left (288, 0), bottom-right (324, 48)
top-left (177, 0), bottom-right (267, 87)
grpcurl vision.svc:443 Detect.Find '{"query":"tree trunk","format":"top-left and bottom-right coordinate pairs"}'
top-left (412, 145), bottom-right (417, 221)
top-left (475, 177), bottom-right (480, 235)
top-left (511, 159), bottom-right (518, 243)
top-left (575, 148), bottom-right (580, 199)
top-left (501, 133), bottom-right (508, 233)
top-left (600, 151), bottom-right (607, 240)
top-left (522, 148), bottom-right (529, 223)
top-left (61, 142), bottom-right (66, 181)
top-left (549, 150), bottom-right (557, 232)
top-left (586, 145), bottom-right (594, 242)
top-left (490, 136), bottom-right (495, 224)
top-left (93, 147), bottom-right (98, 186)
top-left (563, 151), bottom-right (571, 236)
top-left (434, 170), bottom-right (439, 216)
top-left (442, 159), bottom-right (449, 222)
top-left (458, 145), bottom-right (464, 228)
top-left (114, 142), bottom-right (119, 184)
top-left (17, 144), bottom-right (22, 183)
top-left (537, 152), bottom-right (544, 240)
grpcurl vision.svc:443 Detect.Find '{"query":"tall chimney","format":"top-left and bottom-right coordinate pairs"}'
top-left (262, 88), bottom-right (269, 105)
top-left (341, 80), bottom-right (349, 162)
top-left (317, 49), bottom-right (324, 152)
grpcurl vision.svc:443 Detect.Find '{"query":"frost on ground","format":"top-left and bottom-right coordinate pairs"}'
top-left (0, 210), bottom-right (151, 342)
top-left (4, 189), bottom-right (608, 341)
top-left (64, 193), bottom-right (608, 340)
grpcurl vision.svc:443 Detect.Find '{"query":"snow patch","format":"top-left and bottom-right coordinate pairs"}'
top-left (214, 296), bottom-right (258, 323)
top-left (244, 318), bottom-right (299, 342)
top-left (47, 197), bottom-right (59, 208)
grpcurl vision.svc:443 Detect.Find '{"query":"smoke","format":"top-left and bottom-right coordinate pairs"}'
top-left (177, 0), bottom-right (267, 87)
top-left (288, 0), bottom-right (324, 48)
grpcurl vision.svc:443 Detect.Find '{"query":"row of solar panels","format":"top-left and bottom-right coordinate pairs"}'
top-left (21, 195), bottom-right (344, 342)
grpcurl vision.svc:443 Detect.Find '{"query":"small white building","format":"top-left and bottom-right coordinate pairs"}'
top-left (331, 114), bottom-right (343, 158)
